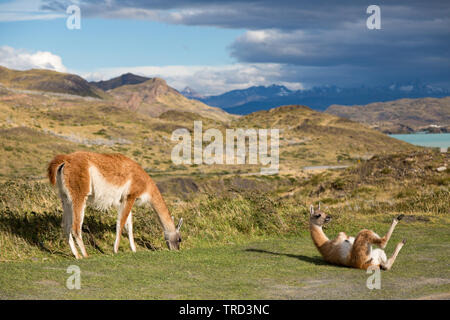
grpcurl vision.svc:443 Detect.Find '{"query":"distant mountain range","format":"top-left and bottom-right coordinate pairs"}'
top-left (187, 82), bottom-right (450, 114)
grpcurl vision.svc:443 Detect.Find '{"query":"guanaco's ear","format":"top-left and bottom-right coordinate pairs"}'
top-left (176, 218), bottom-right (183, 231)
top-left (318, 202), bottom-right (321, 210)
top-left (310, 205), bottom-right (314, 216)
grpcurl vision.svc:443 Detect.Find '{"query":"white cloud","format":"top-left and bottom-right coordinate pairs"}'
top-left (0, 46), bottom-right (303, 95)
top-left (0, 46), bottom-right (304, 95)
top-left (242, 30), bottom-right (270, 43)
top-left (0, 46), bottom-right (67, 72)
top-left (80, 63), bottom-right (304, 95)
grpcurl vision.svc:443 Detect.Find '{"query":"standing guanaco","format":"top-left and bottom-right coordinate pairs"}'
top-left (48, 151), bottom-right (183, 259)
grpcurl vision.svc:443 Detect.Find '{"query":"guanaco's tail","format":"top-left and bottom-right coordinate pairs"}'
top-left (47, 154), bottom-right (67, 185)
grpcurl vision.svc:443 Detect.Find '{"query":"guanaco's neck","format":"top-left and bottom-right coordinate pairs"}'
top-left (309, 223), bottom-right (329, 248)
top-left (147, 182), bottom-right (177, 233)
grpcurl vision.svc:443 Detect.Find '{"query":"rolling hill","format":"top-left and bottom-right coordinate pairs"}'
top-left (0, 66), bottom-right (107, 99)
top-left (0, 67), bottom-right (233, 123)
top-left (233, 105), bottom-right (416, 173)
top-left (326, 97), bottom-right (450, 133)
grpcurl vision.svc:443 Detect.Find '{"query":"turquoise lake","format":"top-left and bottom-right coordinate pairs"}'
top-left (389, 133), bottom-right (450, 149)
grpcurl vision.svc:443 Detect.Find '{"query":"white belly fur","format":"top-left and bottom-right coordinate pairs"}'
top-left (370, 248), bottom-right (387, 265)
top-left (88, 166), bottom-right (131, 210)
top-left (338, 236), bottom-right (355, 262)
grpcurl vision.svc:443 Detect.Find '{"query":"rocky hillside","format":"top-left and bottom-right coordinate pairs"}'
top-left (108, 77), bottom-right (233, 121)
top-left (326, 97), bottom-right (450, 133)
top-left (90, 73), bottom-right (150, 91)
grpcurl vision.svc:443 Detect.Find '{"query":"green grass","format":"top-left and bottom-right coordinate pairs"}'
top-left (0, 221), bottom-right (449, 299)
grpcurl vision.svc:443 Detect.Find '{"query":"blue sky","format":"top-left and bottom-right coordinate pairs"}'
top-left (0, 0), bottom-right (449, 95)
top-left (0, 18), bottom-right (242, 69)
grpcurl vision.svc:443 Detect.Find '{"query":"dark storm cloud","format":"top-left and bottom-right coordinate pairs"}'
top-left (41, 1), bottom-right (449, 29)
top-left (41, 0), bottom-right (450, 87)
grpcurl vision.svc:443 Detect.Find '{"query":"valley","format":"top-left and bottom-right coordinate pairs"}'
top-left (0, 67), bottom-right (448, 300)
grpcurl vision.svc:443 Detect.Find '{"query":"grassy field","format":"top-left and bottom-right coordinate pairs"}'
top-left (1, 221), bottom-right (449, 299)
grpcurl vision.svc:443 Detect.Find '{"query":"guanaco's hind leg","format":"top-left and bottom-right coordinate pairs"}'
top-left (380, 214), bottom-right (404, 249)
top-left (63, 205), bottom-right (80, 260)
top-left (114, 197), bottom-right (136, 253)
top-left (124, 211), bottom-right (136, 252)
top-left (72, 199), bottom-right (89, 258)
top-left (350, 229), bottom-right (383, 269)
top-left (361, 214), bottom-right (405, 249)
top-left (61, 199), bottom-right (80, 259)
top-left (57, 164), bottom-right (81, 259)
top-left (352, 219), bottom-right (406, 270)
top-left (381, 239), bottom-right (407, 270)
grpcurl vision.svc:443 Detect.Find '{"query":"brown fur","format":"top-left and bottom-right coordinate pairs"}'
top-left (47, 151), bottom-right (180, 258)
top-left (348, 229), bottom-right (385, 269)
top-left (47, 154), bottom-right (67, 185)
top-left (310, 225), bottom-right (350, 266)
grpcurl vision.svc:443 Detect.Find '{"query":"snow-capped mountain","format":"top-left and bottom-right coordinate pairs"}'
top-left (183, 82), bottom-right (450, 115)
top-left (180, 86), bottom-right (205, 99)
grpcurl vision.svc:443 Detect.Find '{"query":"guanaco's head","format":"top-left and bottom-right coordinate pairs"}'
top-left (165, 217), bottom-right (183, 250)
top-left (309, 203), bottom-right (332, 227)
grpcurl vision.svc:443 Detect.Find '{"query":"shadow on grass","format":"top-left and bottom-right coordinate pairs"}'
top-left (245, 248), bottom-right (329, 266)
top-left (134, 237), bottom-right (158, 251)
top-left (0, 210), bottom-right (112, 256)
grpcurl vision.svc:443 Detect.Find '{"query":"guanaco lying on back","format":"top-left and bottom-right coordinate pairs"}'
top-left (48, 151), bottom-right (183, 259)
top-left (309, 203), bottom-right (406, 270)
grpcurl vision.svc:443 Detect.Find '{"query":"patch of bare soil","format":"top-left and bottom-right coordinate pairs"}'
top-left (263, 279), bottom-right (356, 299)
top-left (35, 279), bottom-right (60, 287)
top-left (416, 292), bottom-right (450, 300)
top-left (401, 215), bottom-right (431, 223)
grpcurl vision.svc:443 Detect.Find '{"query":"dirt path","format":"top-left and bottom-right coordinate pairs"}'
top-left (302, 165), bottom-right (350, 171)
